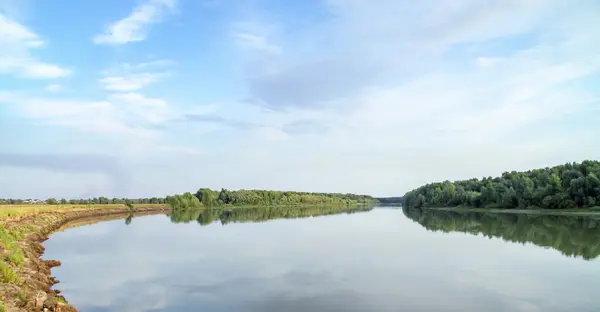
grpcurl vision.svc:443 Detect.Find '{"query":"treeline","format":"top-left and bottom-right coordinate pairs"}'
top-left (2, 189), bottom-right (378, 208)
top-left (169, 205), bottom-right (374, 225)
top-left (404, 160), bottom-right (600, 210)
top-left (403, 206), bottom-right (600, 260)
top-left (0, 197), bottom-right (167, 205)
top-left (167, 188), bottom-right (378, 209)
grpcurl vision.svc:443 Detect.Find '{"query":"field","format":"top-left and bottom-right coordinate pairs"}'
top-left (0, 204), bottom-right (167, 220)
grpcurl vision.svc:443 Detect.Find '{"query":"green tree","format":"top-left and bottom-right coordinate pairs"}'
top-left (403, 160), bottom-right (600, 210)
top-left (46, 198), bottom-right (58, 205)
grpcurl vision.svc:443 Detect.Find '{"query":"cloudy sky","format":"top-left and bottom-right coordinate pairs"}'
top-left (1, 0), bottom-right (599, 199)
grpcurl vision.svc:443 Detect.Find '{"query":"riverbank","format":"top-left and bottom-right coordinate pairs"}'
top-left (0, 204), bottom-right (170, 311)
top-left (429, 206), bottom-right (600, 217)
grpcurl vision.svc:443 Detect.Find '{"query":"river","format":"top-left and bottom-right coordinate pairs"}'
top-left (42, 206), bottom-right (600, 311)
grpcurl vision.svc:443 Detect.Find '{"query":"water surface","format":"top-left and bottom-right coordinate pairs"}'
top-left (43, 207), bottom-right (600, 312)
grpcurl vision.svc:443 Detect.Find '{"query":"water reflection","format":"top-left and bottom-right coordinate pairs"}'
top-left (43, 207), bottom-right (600, 312)
top-left (168, 205), bottom-right (374, 226)
top-left (403, 206), bottom-right (600, 260)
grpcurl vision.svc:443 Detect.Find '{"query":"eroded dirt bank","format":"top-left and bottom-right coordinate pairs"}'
top-left (0, 206), bottom-right (170, 311)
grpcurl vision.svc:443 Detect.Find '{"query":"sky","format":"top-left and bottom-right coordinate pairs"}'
top-left (0, 0), bottom-right (599, 199)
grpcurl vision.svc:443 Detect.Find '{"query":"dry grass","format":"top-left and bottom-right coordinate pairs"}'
top-left (0, 204), bottom-right (165, 220)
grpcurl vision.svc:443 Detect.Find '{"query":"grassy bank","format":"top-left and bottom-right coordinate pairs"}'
top-left (0, 204), bottom-right (166, 219)
top-left (0, 204), bottom-right (169, 311)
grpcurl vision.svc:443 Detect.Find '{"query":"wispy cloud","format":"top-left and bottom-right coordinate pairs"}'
top-left (99, 73), bottom-right (168, 91)
top-left (44, 83), bottom-right (63, 93)
top-left (234, 33), bottom-right (282, 55)
top-left (0, 153), bottom-right (131, 197)
top-left (0, 13), bottom-right (70, 78)
top-left (98, 59), bottom-right (174, 91)
top-left (5, 92), bottom-right (162, 140)
top-left (108, 92), bottom-right (173, 124)
top-left (93, 0), bottom-right (177, 45)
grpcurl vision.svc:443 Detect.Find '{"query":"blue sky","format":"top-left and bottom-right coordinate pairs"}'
top-left (1, 0), bottom-right (599, 199)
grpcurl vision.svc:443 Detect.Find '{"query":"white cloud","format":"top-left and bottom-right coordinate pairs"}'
top-left (15, 97), bottom-right (152, 138)
top-left (93, 0), bottom-right (177, 45)
top-left (119, 59), bottom-right (177, 70)
top-left (4, 91), bottom-right (171, 141)
top-left (108, 92), bottom-right (173, 124)
top-left (0, 13), bottom-right (70, 79)
top-left (98, 59), bottom-right (173, 91)
top-left (0, 12), bottom-right (38, 41)
top-left (234, 33), bottom-right (282, 55)
top-left (476, 57), bottom-right (501, 67)
top-left (45, 83), bottom-right (63, 93)
top-left (99, 73), bottom-right (167, 91)
top-left (22, 62), bottom-right (70, 78)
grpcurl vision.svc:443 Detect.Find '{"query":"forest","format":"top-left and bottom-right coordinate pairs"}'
top-left (166, 188), bottom-right (379, 209)
top-left (402, 206), bottom-right (600, 260)
top-left (403, 160), bottom-right (600, 210)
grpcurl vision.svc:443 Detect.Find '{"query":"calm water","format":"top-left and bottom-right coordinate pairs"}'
top-left (43, 207), bottom-right (600, 312)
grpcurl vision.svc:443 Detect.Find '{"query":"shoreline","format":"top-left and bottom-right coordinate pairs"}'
top-left (427, 207), bottom-right (600, 217)
top-left (0, 205), bottom-right (171, 311)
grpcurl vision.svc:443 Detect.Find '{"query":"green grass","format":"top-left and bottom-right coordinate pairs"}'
top-left (0, 262), bottom-right (19, 284)
top-left (0, 298), bottom-right (5, 312)
top-left (5, 249), bottom-right (24, 266)
top-left (0, 225), bottom-right (25, 267)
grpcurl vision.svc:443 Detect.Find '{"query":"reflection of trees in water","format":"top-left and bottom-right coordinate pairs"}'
top-left (169, 206), bottom-right (374, 226)
top-left (402, 206), bottom-right (600, 260)
top-left (125, 214), bottom-right (133, 225)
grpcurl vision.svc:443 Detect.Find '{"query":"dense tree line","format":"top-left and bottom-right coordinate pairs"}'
top-left (403, 206), bottom-right (600, 260)
top-left (169, 205), bottom-right (373, 225)
top-left (2, 189), bottom-right (378, 208)
top-left (168, 188), bottom-right (378, 209)
top-left (403, 160), bottom-right (600, 210)
top-left (0, 197), bottom-right (167, 205)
